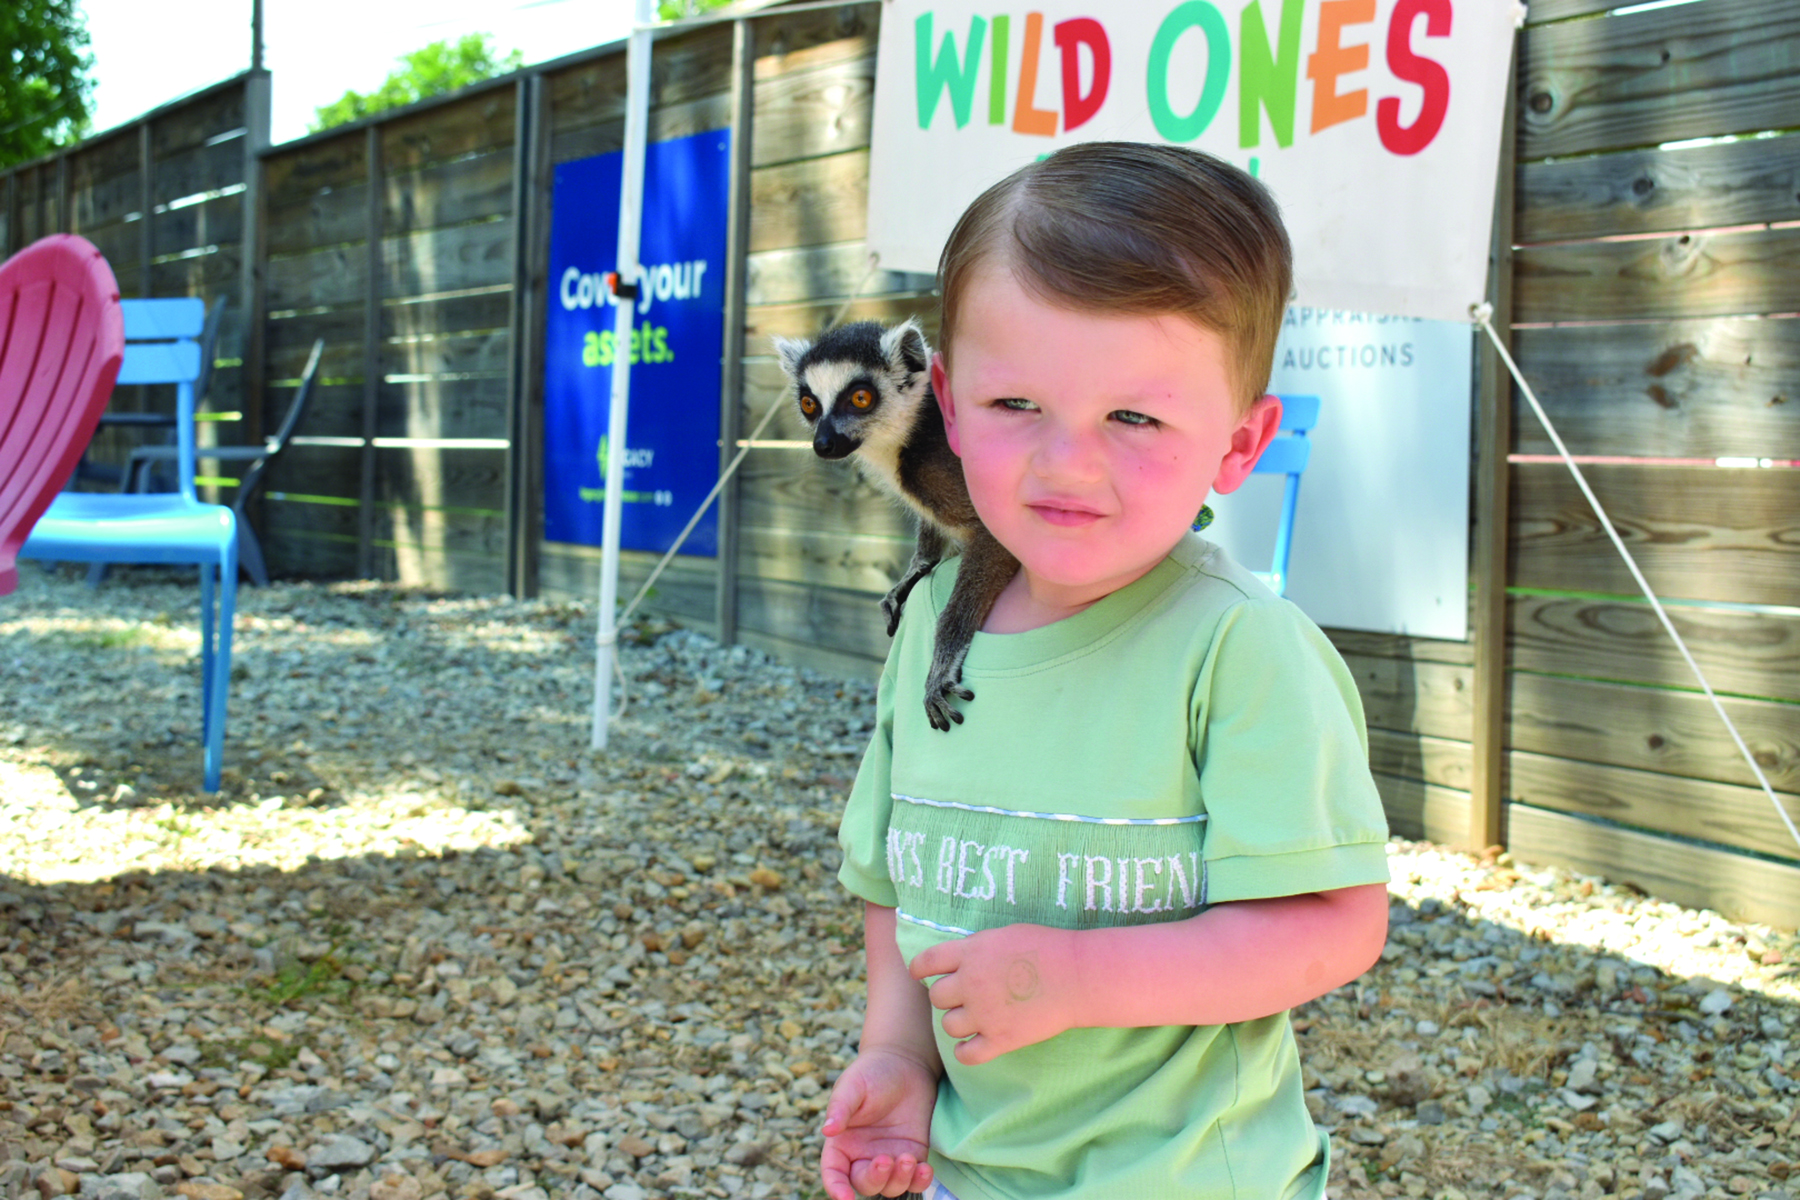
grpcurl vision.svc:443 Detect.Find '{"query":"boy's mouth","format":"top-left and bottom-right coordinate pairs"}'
top-left (1028, 502), bottom-right (1104, 527)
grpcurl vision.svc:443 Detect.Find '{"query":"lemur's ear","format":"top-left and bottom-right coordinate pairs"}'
top-left (880, 319), bottom-right (930, 377)
top-left (771, 335), bottom-right (810, 380)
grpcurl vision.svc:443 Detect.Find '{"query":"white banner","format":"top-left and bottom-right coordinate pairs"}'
top-left (868, 0), bottom-right (1518, 322)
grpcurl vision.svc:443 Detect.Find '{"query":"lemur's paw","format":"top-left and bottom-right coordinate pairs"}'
top-left (923, 677), bottom-right (974, 731)
top-left (881, 594), bottom-right (903, 638)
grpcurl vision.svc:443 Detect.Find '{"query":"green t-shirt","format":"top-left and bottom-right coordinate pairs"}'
top-left (838, 534), bottom-right (1391, 1200)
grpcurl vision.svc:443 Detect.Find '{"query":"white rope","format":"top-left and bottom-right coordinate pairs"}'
top-left (605, 252), bottom-right (887, 716)
top-left (1471, 302), bottom-right (1800, 855)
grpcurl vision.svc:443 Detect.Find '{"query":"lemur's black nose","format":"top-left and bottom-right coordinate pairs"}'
top-left (814, 428), bottom-right (859, 460)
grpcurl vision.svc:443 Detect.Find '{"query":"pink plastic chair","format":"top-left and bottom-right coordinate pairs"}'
top-left (0, 235), bottom-right (125, 596)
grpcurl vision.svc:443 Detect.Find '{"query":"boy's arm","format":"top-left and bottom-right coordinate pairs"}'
top-left (908, 882), bottom-right (1388, 1065)
top-left (819, 904), bottom-right (942, 1200)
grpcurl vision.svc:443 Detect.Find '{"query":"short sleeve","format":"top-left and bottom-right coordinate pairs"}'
top-left (838, 648), bottom-right (901, 907)
top-left (1192, 600), bottom-right (1390, 904)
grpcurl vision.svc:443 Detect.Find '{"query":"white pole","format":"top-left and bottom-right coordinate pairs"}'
top-left (593, 0), bottom-right (656, 751)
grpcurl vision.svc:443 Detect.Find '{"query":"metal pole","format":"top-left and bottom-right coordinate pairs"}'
top-left (593, 0), bottom-right (655, 751)
top-left (252, 0), bottom-right (264, 71)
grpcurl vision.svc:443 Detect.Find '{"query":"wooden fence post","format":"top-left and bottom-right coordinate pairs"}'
top-left (138, 124), bottom-right (153, 296)
top-left (506, 73), bottom-right (549, 599)
top-left (715, 17), bottom-right (756, 645)
top-left (359, 125), bottom-right (383, 579)
top-left (1469, 45), bottom-right (1521, 854)
top-left (241, 71), bottom-right (271, 449)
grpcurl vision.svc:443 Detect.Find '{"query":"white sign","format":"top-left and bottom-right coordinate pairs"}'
top-left (1204, 307), bottom-right (1472, 639)
top-left (868, 0), bottom-right (1517, 322)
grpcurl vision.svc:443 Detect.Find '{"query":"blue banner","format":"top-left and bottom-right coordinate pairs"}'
top-left (543, 130), bottom-right (730, 555)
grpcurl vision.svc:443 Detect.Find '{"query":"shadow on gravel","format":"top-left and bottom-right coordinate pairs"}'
top-left (2, 568), bottom-right (1796, 1200)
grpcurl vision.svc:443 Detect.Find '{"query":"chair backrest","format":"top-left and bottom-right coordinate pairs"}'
top-left (268, 339), bottom-right (325, 449)
top-left (1250, 393), bottom-right (1320, 597)
top-left (119, 296), bottom-right (205, 501)
top-left (0, 235), bottom-right (126, 595)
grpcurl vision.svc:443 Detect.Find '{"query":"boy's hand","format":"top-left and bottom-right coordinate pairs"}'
top-left (818, 1047), bottom-right (938, 1200)
top-left (909, 924), bottom-right (1080, 1065)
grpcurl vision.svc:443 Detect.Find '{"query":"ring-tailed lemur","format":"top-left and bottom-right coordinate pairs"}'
top-left (773, 319), bottom-right (1018, 731)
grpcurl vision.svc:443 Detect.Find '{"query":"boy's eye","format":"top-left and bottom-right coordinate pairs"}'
top-left (849, 387), bottom-right (875, 410)
top-left (1112, 410), bottom-right (1159, 427)
top-left (798, 393), bottom-right (820, 418)
top-left (994, 397), bottom-right (1038, 412)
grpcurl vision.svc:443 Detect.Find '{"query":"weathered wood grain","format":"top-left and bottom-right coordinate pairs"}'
top-left (734, 446), bottom-right (914, 541)
top-left (381, 89), bottom-right (516, 175)
top-left (153, 138), bottom-right (245, 207)
top-left (1513, 226), bottom-right (1800, 324)
top-left (149, 245), bottom-right (241, 300)
top-left (1368, 728), bottom-right (1475, 792)
top-left (1516, 132), bottom-right (1800, 244)
top-left (382, 218), bottom-right (514, 299)
top-left (737, 523), bottom-right (910, 597)
top-left (1508, 593), bottom-right (1800, 702)
top-left (369, 541), bottom-right (507, 594)
top-left (1510, 317), bottom-right (1800, 459)
top-left (547, 95), bottom-right (731, 167)
top-left (151, 83), bottom-right (246, 158)
top-left (66, 132), bottom-right (141, 228)
top-left (1372, 773), bottom-right (1472, 847)
top-left (262, 131), bottom-right (366, 206)
top-left (1323, 629), bottom-right (1474, 667)
top-left (1507, 747), bottom-right (1800, 861)
top-left (378, 377), bottom-right (509, 443)
top-left (744, 294), bottom-right (938, 345)
top-left (152, 193), bottom-right (244, 261)
top-left (376, 445), bottom-right (506, 510)
top-left (1524, 0), bottom-right (1627, 24)
top-left (1507, 670), bottom-right (1800, 793)
top-left (1509, 462), bottom-right (1800, 607)
top-left (754, 12), bottom-right (876, 79)
top-left (1339, 653), bottom-right (1474, 744)
top-left (737, 574), bottom-right (890, 663)
top-left (1518, 0), bottom-right (1800, 160)
top-left (370, 502), bottom-right (506, 559)
top-left (750, 148), bottom-right (868, 253)
top-left (547, 25), bottom-right (734, 138)
top-left (266, 242), bottom-right (369, 311)
top-left (746, 241), bottom-right (928, 307)
top-left (1505, 802), bottom-right (1799, 928)
top-left (752, 53), bottom-right (875, 168)
top-left (537, 542), bottom-right (719, 625)
top-left (385, 149), bottom-right (514, 236)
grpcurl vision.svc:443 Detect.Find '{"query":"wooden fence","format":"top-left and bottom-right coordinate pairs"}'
top-left (4, 0), bottom-right (1795, 928)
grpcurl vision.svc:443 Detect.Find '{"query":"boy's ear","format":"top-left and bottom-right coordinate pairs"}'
top-left (931, 352), bottom-right (963, 458)
top-left (1211, 394), bottom-right (1283, 495)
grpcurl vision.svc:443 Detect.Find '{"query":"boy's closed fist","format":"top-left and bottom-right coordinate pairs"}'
top-left (819, 1048), bottom-right (938, 1200)
top-left (910, 924), bottom-right (1081, 1065)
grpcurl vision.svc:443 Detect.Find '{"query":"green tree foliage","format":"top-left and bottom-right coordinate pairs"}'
top-left (310, 33), bottom-right (523, 132)
top-left (658, 0), bottom-right (738, 20)
top-left (0, 0), bottom-right (94, 169)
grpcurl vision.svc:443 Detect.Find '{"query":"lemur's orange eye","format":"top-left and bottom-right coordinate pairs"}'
top-left (849, 388), bottom-right (875, 410)
top-left (798, 393), bottom-right (820, 418)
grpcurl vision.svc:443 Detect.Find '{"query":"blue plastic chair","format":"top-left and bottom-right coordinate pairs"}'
top-left (20, 296), bottom-right (238, 792)
top-left (1250, 393), bottom-right (1319, 597)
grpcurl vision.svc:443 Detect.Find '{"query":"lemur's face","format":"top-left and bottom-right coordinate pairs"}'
top-left (775, 321), bottom-right (928, 461)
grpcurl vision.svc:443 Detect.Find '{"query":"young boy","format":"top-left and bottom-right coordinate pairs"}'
top-left (819, 142), bottom-right (1391, 1200)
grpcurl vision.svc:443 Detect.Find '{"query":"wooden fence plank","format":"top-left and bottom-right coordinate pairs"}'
top-left (149, 245), bottom-right (242, 299)
top-left (150, 83), bottom-right (246, 158)
top-left (265, 181), bottom-right (371, 257)
top-left (1518, 0), bottom-right (1800, 160)
top-left (376, 446), bottom-right (507, 511)
top-left (153, 138), bottom-right (246, 207)
top-left (746, 241), bottom-right (924, 307)
top-left (386, 150), bottom-right (514, 235)
top-left (371, 541), bottom-right (507, 594)
top-left (537, 542), bottom-right (719, 626)
top-left (1372, 773), bottom-right (1471, 847)
top-left (262, 132), bottom-right (365, 205)
top-left (1507, 747), bottom-right (1800, 862)
top-left (547, 95), bottom-right (732, 167)
top-left (1524, 0), bottom-right (1627, 23)
top-left (547, 25), bottom-right (735, 137)
top-left (744, 293), bottom-right (937, 345)
top-left (66, 133), bottom-right (141, 228)
top-left (1505, 803), bottom-right (1799, 929)
top-left (1513, 226), bottom-right (1800, 324)
top-left (1339, 653), bottom-right (1474, 744)
top-left (737, 574), bottom-right (890, 662)
top-left (380, 88), bottom-right (516, 174)
top-left (737, 523), bottom-right (910, 597)
top-left (734, 446), bottom-right (914, 541)
top-left (1322, 629), bottom-right (1474, 667)
top-left (378, 377), bottom-right (509, 443)
top-left (750, 148), bottom-right (868, 253)
top-left (1368, 728), bottom-right (1475, 793)
top-left (153, 193), bottom-right (244, 261)
top-left (1509, 462), bottom-right (1800, 607)
top-left (382, 218), bottom-right (514, 298)
top-left (1509, 593), bottom-right (1800, 702)
top-left (1508, 670), bottom-right (1800, 793)
top-left (1510, 317), bottom-right (1800, 460)
top-left (266, 241), bottom-right (369, 311)
top-left (1516, 132), bottom-right (1800, 245)
top-left (752, 53), bottom-right (875, 168)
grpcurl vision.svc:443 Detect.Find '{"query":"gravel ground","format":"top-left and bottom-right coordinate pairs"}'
top-left (1, 566), bottom-right (1796, 1200)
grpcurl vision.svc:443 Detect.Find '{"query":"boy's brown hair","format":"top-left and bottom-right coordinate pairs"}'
top-left (936, 142), bottom-right (1293, 413)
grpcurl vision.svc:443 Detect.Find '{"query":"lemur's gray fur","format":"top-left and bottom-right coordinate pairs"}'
top-left (773, 319), bottom-right (1018, 731)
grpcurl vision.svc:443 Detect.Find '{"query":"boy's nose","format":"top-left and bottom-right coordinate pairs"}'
top-left (1031, 424), bottom-right (1105, 480)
